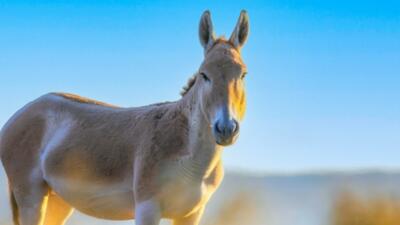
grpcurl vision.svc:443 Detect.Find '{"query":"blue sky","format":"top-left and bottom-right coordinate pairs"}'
top-left (0, 0), bottom-right (399, 173)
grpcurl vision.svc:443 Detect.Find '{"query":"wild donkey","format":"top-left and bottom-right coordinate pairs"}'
top-left (0, 10), bottom-right (249, 225)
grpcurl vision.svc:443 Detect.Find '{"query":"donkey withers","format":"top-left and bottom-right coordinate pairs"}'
top-left (0, 10), bottom-right (249, 225)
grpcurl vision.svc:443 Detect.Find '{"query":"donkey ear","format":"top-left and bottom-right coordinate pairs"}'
top-left (199, 10), bottom-right (216, 50)
top-left (229, 10), bottom-right (249, 50)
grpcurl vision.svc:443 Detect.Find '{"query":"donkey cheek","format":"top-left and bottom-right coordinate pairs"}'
top-left (235, 96), bottom-right (246, 120)
top-left (229, 83), bottom-right (246, 120)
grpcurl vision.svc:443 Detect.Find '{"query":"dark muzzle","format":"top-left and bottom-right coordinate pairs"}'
top-left (212, 118), bottom-right (239, 146)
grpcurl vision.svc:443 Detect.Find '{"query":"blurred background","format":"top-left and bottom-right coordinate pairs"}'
top-left (1, 0), bottom-right (399, 224)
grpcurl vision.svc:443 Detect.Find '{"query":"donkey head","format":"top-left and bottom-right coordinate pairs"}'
top-left (197, 10), bottom-right (249, 146)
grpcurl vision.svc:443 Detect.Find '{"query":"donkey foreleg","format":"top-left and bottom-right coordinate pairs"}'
top-left (173, 207), bottom-right (205, 225)
top-left (42, 193), bottom-right (73, 225)
top-left (135, 200), bottom-right (161, 225)
top-left (12, 181), bottom-right (49, 225)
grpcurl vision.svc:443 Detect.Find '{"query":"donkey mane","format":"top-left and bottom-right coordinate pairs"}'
top-left (180, 73), bottom-right (198, 96)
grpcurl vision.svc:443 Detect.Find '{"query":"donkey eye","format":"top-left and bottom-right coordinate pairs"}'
top-left (240, 72), bottom-right (247, 80)
top-left (201, 73), bottom-right (211, 82)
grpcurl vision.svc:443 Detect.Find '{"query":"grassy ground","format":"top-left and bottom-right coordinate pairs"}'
top-left (331, 192), bottom-right (400, 225)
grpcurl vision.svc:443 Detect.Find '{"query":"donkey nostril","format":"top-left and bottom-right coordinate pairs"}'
top-left (231, 120), bottom-right (239, 134)
top-left (230, 121), bottom-right (237, 134)
top-left (215, 121), bottom-right (223, 134)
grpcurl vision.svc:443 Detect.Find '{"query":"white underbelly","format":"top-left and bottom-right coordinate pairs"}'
top-left (45, 176), bottom-right (135, 220)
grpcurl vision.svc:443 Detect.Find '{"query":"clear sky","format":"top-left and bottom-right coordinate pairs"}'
top-left (0, 0), bottom-right (399, 173)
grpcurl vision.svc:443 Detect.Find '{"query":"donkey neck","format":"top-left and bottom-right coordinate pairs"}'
top-left (177, 85), bottom-right (223, 179)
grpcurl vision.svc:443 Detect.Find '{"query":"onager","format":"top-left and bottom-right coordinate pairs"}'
top-left (0, 10), bottom-right (249, 225)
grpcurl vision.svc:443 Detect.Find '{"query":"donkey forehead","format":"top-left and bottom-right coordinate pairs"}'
top-left (202, 43), bottom-right (246, 73)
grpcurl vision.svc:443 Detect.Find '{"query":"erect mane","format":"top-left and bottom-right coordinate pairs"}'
top-left (180, 72), bottom-right (198, 96)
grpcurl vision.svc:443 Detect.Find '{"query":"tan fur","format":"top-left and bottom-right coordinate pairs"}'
top-left (0, 10), bottom-right (249, 225)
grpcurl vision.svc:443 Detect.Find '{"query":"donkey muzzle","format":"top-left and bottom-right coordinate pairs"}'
top-left (212, 119), bottom-right (240, 146)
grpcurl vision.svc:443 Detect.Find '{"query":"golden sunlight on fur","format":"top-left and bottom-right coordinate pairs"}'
top-left (228, 80), bottom-right (246, 121)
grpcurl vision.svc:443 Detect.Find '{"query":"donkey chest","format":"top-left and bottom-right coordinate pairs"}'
top-left (156, 162), bottom-right (223, 218)
top-left (159, 178), bottom-right (208, 218)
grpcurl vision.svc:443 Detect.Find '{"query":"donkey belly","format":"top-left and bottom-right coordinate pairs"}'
top-left (45, 175), bottom-right (135, 220)
top-left (40, 117), bottom-right (136, 220)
